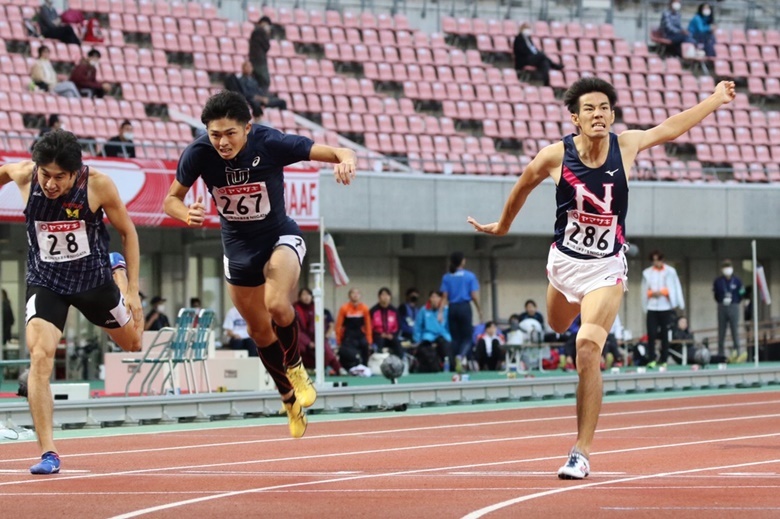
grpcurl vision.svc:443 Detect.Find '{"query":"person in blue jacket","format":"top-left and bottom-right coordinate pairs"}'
top-left (688, 3), bottom-right (717, 57)
top-left (413, 291), bottom-right (452, 372)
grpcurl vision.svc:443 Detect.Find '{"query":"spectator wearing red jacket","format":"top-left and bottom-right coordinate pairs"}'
top-left (370, 287), bottom-right (403, 359)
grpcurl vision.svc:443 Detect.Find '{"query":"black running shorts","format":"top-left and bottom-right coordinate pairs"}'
top-left (26, 282), bottom-right (130, 331)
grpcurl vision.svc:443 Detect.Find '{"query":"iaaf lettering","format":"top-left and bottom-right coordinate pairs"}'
top-left (40, 222), bottom-right (80, 232)
top-left (218, 184), bottom-right (263, 195)
top-left (574, 183), bottom-right (613, 214)
top-left (578, 214), bottom-right (613, 226)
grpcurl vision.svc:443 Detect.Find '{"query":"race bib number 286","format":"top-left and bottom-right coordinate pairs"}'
top-left (562, 210), bottom-right (616, 258)
top-left (212, 182), bottom-right (271, 221)
top-left (35, 220), bottom-right (91, 263)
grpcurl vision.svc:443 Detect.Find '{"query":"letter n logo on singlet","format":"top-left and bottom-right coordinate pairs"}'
top-left (574, 183), bottom-right (614, 214)
top-left (225, 167), bottom-right (249, 185)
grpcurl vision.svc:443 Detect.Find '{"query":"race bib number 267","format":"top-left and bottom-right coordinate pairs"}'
top-left (212, 182), bottom-right (271, 221)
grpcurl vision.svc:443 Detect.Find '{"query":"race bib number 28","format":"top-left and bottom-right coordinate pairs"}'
top-left (212, 182), bottom-right (271, 221)
top-left (35, 220), bottom-right (91, 263)
top-left (562, 210), bottom-right (616, 258)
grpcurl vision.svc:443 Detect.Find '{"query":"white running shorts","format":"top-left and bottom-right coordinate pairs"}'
top-left (546, 244), bottom-right (628, 304)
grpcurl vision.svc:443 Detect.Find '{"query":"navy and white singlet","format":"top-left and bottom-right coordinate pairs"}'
top-left (553, 133), bottom-right (629, 260)
top-left (24, 165), bottom-right (112, 295)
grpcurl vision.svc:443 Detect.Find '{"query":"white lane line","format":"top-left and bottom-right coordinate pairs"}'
top-left (104, 432), bottom-right (780, 519)
top-left (461, 458), bottom-right (780, 519)
top-left (0, 469), bottom-right (90, 474)
top-left (2, 401), bottom-right (779, 467)
top-left (2, 396), bottom-right (778, 459)
top-left (1, 414), bottom-right (779, 489)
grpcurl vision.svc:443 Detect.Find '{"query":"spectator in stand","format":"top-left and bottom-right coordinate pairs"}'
top-left (335, 288), bottom-right (372, 370)
top-left (660, 0), bottom-right (693, 57)
top-left (413, 290), bottom-right (452, 373)
top-left (294, 288), bottom-right (347, 375)
top-left (30, 45), bottom-right (80, 98)
top-left (103, 120), bottom-right (136, 158)
top-left (518, 299), bottom-right (545, 328)
top-left (81, 16), bottom-right (105, 43)
top-left (713, 259), bottom-right (746, 363)
top-left (70, 49), bottom-right (111, 98)
top-left (370, 287), bottom-right (403, 358)
top-left (222, 305), bottom-right (258, 357)
top-left (249, 16), bottom-right (272, 91)
top-left (225, 61), bottom-right (287, 122)
top-left (30, 114), bottom-right (62, 152)
top-left (37, 0), bottom-right (81, 45)
top-left (688, 3), bottom-right (717, 57)
top-left (475, 321), bottom-right (504, 371)
top-left (671, 315), bottom-right (696, 365)
top-left (397, 287), bottom-right (420, 345)
top-left (641, 250), bottom-right (685, 369)
top-left (144, 295), bottom-right (170, 332)
top-left (513, 22), bottom-right (563, 87)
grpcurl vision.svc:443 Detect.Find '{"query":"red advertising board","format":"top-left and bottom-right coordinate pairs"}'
top-left (0, 153), bottom-right (320, 230)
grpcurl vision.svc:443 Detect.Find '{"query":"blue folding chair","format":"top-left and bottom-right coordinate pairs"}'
top-left (186, 308), bottom-right (215, 393)
top-left (123, 308), bottom-right (198, 396)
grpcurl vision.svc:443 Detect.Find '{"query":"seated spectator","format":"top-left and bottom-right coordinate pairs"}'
top-left (30, 45), bottom-right (80, 98)
top-left (104, 120), bottom-right (136, 158)
top-left (603, 315), bottom-right (626, 369)
top-left (513, 22), bottom-right (563, 87)
top-left (518, 299), bottom-right (545, 328)
top-left (413, 290), bottom-right (452, 373)
top-left (475, 321), bottom-right (504, 371)
top-left (82, 16), bottom-right (105, 43)
top-left (294, 288), bottom-right (347, 375)
top-left (37, 0), bottom-right (81, 45)
top-left (370, 287), bottom-right (403, 358)
top-left (222, 305), bottom-right (258, 357)
top-left (224, 61), bottom-right (287, 123)
top-left (70, 49), bottom-right (111, 98)
top-left (30, 114), bottom-right (62, 151)
top-left (671, 315), bottom-right (696, 364)
top-left (249, 16), bottom-right (272, 91)
top-left (660, 0), bottom-right (693, 57)
top-left (144, 295), bottom-right (170, 332)
top-left (397, 287), bottom-right (420, 345)
top-left (335, 288), bottom-right (372, 370)
top-left (688, 2), bottom-right (716, 57)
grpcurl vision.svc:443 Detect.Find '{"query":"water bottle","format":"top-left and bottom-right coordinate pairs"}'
top-left (443, 356), bottom-right (450, 372)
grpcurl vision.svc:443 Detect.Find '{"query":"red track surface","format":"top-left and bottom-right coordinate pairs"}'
top-left (2, 391), bottom-right (780, 518)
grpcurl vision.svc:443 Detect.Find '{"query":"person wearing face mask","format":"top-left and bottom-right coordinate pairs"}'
top-left (713, 259), bottom-right (746, 363)
top-left (144, 295), bottom-right (171, 331)
top-left (688, 3), bottom-right (717, 57)
top-left (640, 250), bottom-right (685, 369)
top-left (660, 0), bottom-right (693, 57)
top-left (512, 22), bottom-right (563, 87)
top-left (104, 120), bottom-right (136, 159)
top-left (398, 288), bottom-right (420, 344)
top-left (69, 49), bottom-right (112, 98)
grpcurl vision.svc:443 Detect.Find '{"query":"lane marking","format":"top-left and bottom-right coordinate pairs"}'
top-left (109, 440), bottom-right (780, 519)
top-left (462, 458), bottom-right (780, 518)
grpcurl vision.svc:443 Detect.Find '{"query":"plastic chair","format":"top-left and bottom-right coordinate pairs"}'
top-left (122, 308), bottom-right (197, 396)
top-left (186, 309), bottom-right (215, 394)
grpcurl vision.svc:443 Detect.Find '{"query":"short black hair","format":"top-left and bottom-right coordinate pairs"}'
top-left (524, 299), bottom-right (537, 308)
top-left (449, 251), bottom-right (464, 273)
top-left (298, 287), bottom-right (313, 298)
top-left (47, 114), bottom-right (60, 127)
top-left (38, 45), bottom-right (50, 58)
top-left (258, 15), bottom-right (272, 25)
top-left (120, 119), bottom-right (132, 128)
top-left (87, 48), bottom-right (101, 58)
top-left (405, 287), bottom-right (419, 297)
top-left (378, 287), bottom-right (392, 297)
top-left (32, 129), bottom-right (83, 172)
top-left (563, 77), bottom-right (617, 114)
top-left (649, 250), bottom-right (664, 261)
top-left (201, 90), bottom-right (252, 126)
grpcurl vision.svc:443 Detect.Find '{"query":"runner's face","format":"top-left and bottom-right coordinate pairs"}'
top-left (573, 92), bottom-right (614, 137)
top-left (207, 118), bottom-right (251, 160)
top-left (37, 163), bottom-right (76, 199)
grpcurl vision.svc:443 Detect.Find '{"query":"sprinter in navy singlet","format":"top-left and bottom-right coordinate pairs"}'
top-left (164, 91), bottom-right (357, 438)
top-left (0, 130), bottom-right (143, 474)
top-left (468, 78), bottom-right (736, 479)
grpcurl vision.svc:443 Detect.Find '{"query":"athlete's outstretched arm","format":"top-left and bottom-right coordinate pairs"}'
top-left (619, 81), bottom-right (735, 154)
top-left (467, 143), bottom-right (560, 236)
top-left (309, 144), bottom-right (357, 186)
top-left (163, 180), bottom-right (205, 227)
top-left (94, 173), bottom-right (142, 322)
